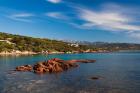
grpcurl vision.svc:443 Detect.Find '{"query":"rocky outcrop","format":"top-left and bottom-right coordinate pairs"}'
top-left (0, 50), bottom-right (37, 55)
top-left (66, 59), bottom-right (96, 63)
top-left (33, 58), bottom-right (78, 74)
top-left (16, 65), bottom-right (32, 71)
top-left (15, 58), bottom-right (96, 74)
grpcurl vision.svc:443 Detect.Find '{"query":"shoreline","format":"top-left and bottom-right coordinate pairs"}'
top-left (1, 50), bottom-right (139, 56)
top-left (0, 51), bottom-right (37, 55)
top-left (0, 51), bottom-right (111, 56)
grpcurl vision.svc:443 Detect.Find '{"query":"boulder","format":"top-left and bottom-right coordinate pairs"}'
top-left (33, 62), bottom-right (49, 74)
top-left (33, 59), bottom-right (78, 73)
top-left (16, 65), bottom-right (32, 71)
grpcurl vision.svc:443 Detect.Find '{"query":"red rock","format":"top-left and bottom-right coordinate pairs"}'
top-left (67, 59), bottom-right (96, 63)
top-left (15, 58), bottom-right (96, 74)
top-left (16, 65), bottom-right (32, 71)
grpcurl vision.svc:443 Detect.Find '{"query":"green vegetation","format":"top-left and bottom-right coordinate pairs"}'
top-left (73, 41), bottom-right (140, 51)
top-left (0, 42), bottom-right (15, 52)
top-left (0, 32), bottom-right (93, 53)
top-left (0, 32), bottom-right (140, 53)
top-left (91, 42), bottom-right (140, 51)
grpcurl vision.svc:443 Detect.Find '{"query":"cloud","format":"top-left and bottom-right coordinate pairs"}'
top-left (46, 0), bottom-right (61, 4)
top-left (63, 4), bottom-right (140, 39)
top-left (11, 13), bottom-right (34, 18)
top-left (7, 13), bottom-right (34, 22)
top-left (77, 8), bottom-right (140, 31)
top-left (45, 12), bottom-right (68, 20)
top-left (43, 3), bottom-right (140, 39)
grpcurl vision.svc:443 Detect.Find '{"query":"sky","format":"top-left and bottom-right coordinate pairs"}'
top-left (0, 0), bottom-right (140, 43)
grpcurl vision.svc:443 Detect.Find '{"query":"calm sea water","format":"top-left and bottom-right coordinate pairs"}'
top-left (0, 53), bottom-right (140, 93)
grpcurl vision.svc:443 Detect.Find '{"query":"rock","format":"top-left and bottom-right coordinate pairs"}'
top-left (15, 58), bottom-right (96, 74)
top-left (32, 58), bottom-right (79, 73)
top-left (47, 58), bottom-right (65, 63)
top-left (90, 76), bottom-right (101, 80)
top-left (33, 62), bottom-right (49, 74)
top-left (67, 59), bottom-right (96, 63)
top-left (33, 59), bottom-right (78, 73)
top-left (16, 65), bottom-right (32, 71)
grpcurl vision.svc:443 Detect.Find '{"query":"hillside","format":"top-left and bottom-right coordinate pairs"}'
top-left (0, 32), bottom-right (140, 54)
top-left (0, 32), bottom-right (92, 54)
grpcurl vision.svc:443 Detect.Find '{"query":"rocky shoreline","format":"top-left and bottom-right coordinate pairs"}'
top-left (0, 51), bottom-right (37, 55)
top-left (15, 58), bottom-right (96, 74)
top-left (0, 50), bottom-right (110, 56)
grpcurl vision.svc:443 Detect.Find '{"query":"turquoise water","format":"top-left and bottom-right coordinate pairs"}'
top-left (0, 53), bottom-right (140, 93)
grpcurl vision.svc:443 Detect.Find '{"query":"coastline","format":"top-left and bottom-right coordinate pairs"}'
top-left (0, 50), bottom-right (111, 56)
top-left (0, 51), bottom-right (37, 55)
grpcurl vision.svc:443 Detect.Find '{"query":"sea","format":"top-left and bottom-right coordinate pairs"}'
top-left (0, 52), bottom-right (140, 93)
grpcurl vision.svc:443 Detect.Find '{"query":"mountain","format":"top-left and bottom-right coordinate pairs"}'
top-left (63, 40), bottom-right (140, 51)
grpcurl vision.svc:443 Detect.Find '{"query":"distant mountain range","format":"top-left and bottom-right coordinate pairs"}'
top-left (63, 40), bottom-right (140, 51)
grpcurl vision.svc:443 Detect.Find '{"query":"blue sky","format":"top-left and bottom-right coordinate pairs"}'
top-left (0, 0), bottom-right (140, 43)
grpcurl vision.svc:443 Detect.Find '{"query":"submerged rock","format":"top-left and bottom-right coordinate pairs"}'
top-left (90, 76), bottom-right (103, 80)
top-left (15, 58), bottom-right (96, 74)
top-left (90, 77), bottom-right (99, 80)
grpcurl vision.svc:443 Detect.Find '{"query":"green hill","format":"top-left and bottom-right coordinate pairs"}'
top-left (0, 32), bottom-right (91, 53)
top-left (0, 32), bottom-right (140, 54)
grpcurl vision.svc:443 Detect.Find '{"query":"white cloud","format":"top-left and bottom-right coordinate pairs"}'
top-left (66, 4), bottom-right (140, 39)
top-left (12, 13), bottom-right (34, 18)
top-left (43, 3), bottom-right (140, 39)
top-left (45, 12), bottom-right (68, 20)
top-left (47, 0), bottom-right (61, 4)
top-left (7, 13), bottom-right (34, 22)
top-left (78, 8), bottom-right (140, 31)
